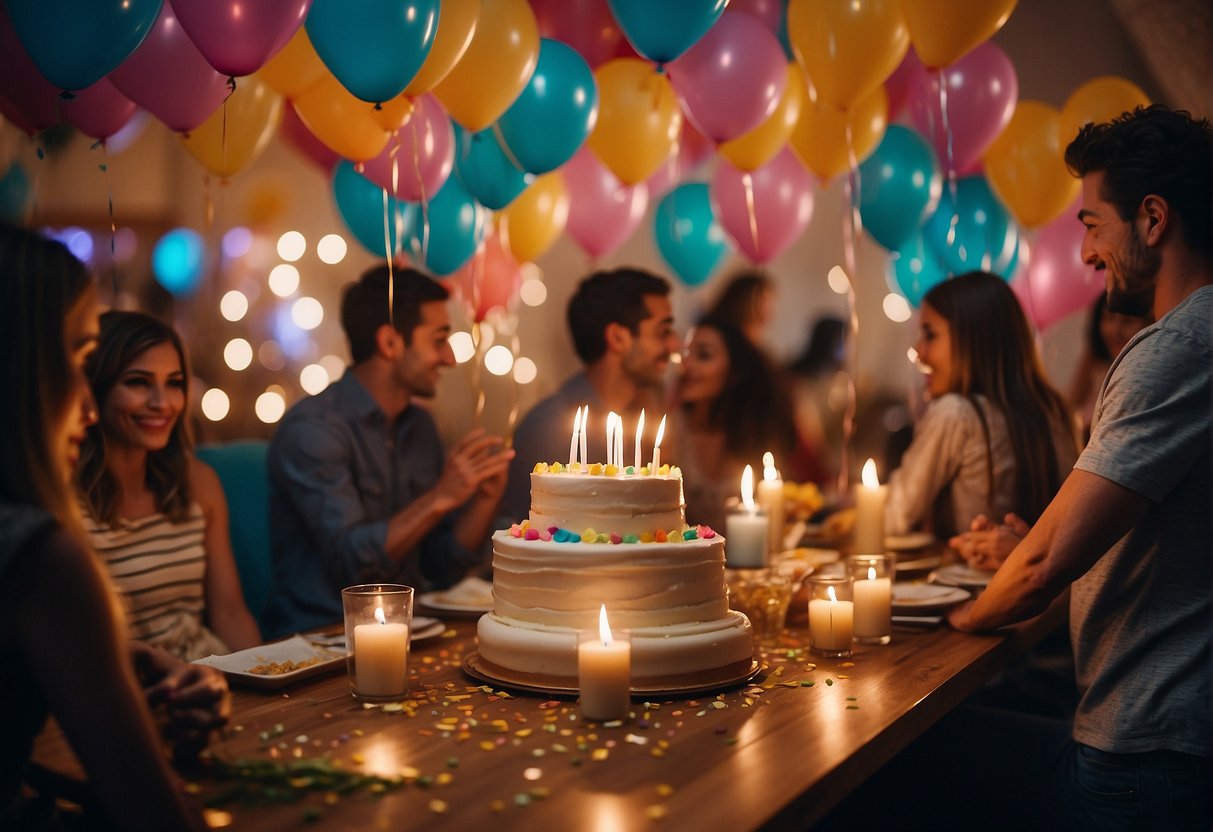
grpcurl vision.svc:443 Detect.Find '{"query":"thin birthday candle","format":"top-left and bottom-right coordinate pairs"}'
top-left (568, 406), bottom-right (582, 468)
top-left (615, 416), bottom-right (623, 474)
top-left (606, 412), bottom-right (618, 467)
top-left (580, 405), bottom-right (588, 468)
top-left (634, 409), bottom-right (645, 472)
top-left (651, 414), bottom-right (666, 474)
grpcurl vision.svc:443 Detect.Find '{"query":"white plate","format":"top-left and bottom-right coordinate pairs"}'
top-left (418, 576), bottom-right (494, 615)
top-left (895, 553), bottom-right (944, 573)
top-left (892, 582), bottom-right (970, 613)
top-left (885, 532), bottom-right (935, 551)
top-left (929, 564), bottom-right (996, 588)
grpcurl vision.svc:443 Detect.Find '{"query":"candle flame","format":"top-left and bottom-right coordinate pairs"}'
top-left (868, 566), bottom-right (877, 581)
top-left (598, 604), bottom-right (613, 645)
top-left (762, 451), bottom-right (779, 481)
top-left (374, 606), bottom-right (387, 625)
top-left (862, 458), bottom-right (880, 488)
top-left (654, 414), bottom-right (666, 448)
top-left (741, 465), bottom-right (756, 512)
top-left (827, 585), bottom-right (837, 603)
top-left (573, 405), bottom-right (583, 436)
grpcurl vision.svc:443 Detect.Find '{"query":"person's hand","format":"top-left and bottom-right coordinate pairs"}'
top-left (946, 599), bottom-right (978, 631)
top-left (131, 642), bottom-right (231, 758)
top-left (948, 512), bottom-right (1029, 570)
top-left (435, 428), bottom-right (515, 510)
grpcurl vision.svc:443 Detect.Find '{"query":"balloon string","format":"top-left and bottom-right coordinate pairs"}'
top-left (100, 146), bottom-right (118, 300)
top-left (742, 172), bottom-right (759, 257)
top-left (470, 321), bottom-right (485, 422)
top-left (490, 121), bottom-right (527, 174)
top-left (837, 121), bottom-right (861, 497)
top-left (382, 186), bottom-right (394, 327)
top-left (504, 327), bottom-right (522, 440)
top-left (936, 67), bottom-right (960, 252)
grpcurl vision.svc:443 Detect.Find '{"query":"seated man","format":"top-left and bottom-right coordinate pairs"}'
top-left (263, 266), bottom-right (513, 637)
top-left (499, 267), bottom-right (678, 525)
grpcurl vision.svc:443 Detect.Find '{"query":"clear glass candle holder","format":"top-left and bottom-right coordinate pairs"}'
top-left (342, 584), bottom-right (413, 702)
top-left (847, 553), bottom-right (896, 645)
top-left (807, 575), bottom-right (854, 658)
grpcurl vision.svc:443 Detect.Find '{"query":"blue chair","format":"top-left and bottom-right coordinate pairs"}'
top-left (196, 441), bottom-right (272, 630)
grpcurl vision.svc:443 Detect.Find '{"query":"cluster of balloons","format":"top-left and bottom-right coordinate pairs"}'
top-left (0, 0), bottom-right (1150, 329)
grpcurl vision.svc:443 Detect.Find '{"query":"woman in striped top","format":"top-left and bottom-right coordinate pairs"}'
top-left (78, 311), bottom-right (260, 660)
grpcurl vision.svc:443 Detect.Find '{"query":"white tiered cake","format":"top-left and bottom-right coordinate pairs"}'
top-left (475, 463), bottom-right (754, 690)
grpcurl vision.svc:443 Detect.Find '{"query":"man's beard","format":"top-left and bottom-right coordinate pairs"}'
top-left (1106, 230), bottom-right (1159, 317)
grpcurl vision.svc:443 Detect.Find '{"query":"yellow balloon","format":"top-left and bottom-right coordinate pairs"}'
top-left (260, 27), bottom-right (328, 100)
top-left (788, 83), bottom-right (887, 180)
top-left (180, 75), bottom-right (283, 179)
top-left (498, 172), bottom-right (569, 262)
top-left (587, 58), bottom-right (682, 185)
top-left (371, 93), bottom-right (418, 132)
top-left (405, 0), bottom-right (480, 96)
top-left (293, 72), bottom-right (390, 161)
top-left (901, 0), bottom-right (1017, 69)
top-left (786, 0), bottom-right (908, 112)
top-left (719, 63), bottom-right (805, 172)
top-left (1060, 76), bottom-right (1150, 146)
top-left (984, 100), bottom-right (1081, 228)
top-left (433, 0), bottom-right (538, 131)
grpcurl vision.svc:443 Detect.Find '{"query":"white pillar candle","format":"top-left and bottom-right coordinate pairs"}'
top-left (853, 458), bottom-right (887, 554)
top-left (650, 414), bottom-right (666, 474)
top-left (852, 566), bottom-right (892, 641)
top-left (726, 465), bottom-right (768, 567)
top-left (353, 607), bottom-right (409, 698)
top-left (808, 586), bottom-right (854, 652)
top-left (757, 451), bottom-right (785, 553)
top-left (578, 605), bottom-right (631, 721)
top-left (633, 409), bottom-right (644, 472)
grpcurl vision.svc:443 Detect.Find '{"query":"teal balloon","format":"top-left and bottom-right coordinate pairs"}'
top-left (0, 163), bottom-right (31, 220)
top-left (859, 125), bottom-right (941, 252)
top-left (498, 38), bottom-right (598, 175)
top-left (653, 183), bottom-right (729, 287)
top-left (332, 160), bottom-right (413, 256)
top-left (452, 123), bottom-right (531, 210)
top-left (406, 175), bottom-right (485, 276)
top-left (887, 231), bottom-right (949, 307)
top-left (306, 0), bottom-right (438, 103)
top-left (923, 176), bottom-right (1020, 280)
top-left (6, 0), bottom-right (162, 91)
top-left (607, 0), bottom-right (727, 64)
top-left (152, 227), bottom-right (205, 297)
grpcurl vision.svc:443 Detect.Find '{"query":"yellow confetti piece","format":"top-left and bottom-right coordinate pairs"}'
top-left (645, 805), bottom-right (669, 820)
top-left (323, 792), bottom-right (339, 805)
top-left (650, 748), bottom-right (665, 758)
top-left (656, 783), bottom-right (674, 797)
top-left (840, 661), bottom-right (855, 667)
top-left (436, 772), bottom-right (453, 786)
top-left (429, 799), bottom-right (448, 814)
top-left (837, 674), bottom-right (851, 679)
top-left (515, 728), bottom-right (533, 738)
top-left (350, 754), bottom-right (365, 765)
top-left (490, 800), bottom-right (506, 813)
top-left (591, 748), bottom-right (609, 761)
top-left (479, 741), bottom-right (496, 751)
top-left (202, 809), bottom-right (233, 828)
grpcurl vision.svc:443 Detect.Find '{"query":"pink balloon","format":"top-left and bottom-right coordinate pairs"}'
top-left (905, 42), bottom-right (1018, 175)
top-left (280, 105), bottom-right (340, 170)
top-left (884, 48), bottom-right (919, 121)
top-left (1014, 198), bottom-right (1103, 330)
top-left (564, 147), bottom-right (649, 258)
top-left (667, 12), bottom-right (786, 142)
top-left (108, 2), bottom-right (231, 133)
top-left (173, 0), bottom-right (311, 78)
top-left (447, 230), bottom-right (521, 322)
top-left (0, 6), bottom-right (59, 135)
top-left (729, 0), bottom-right (783, 34)
top-left (531, 0), bottom-right (623, 68)
top-left (360, 95), bottom-right (454, 202)
top-left (62, 79), bottom-right (138, 140)
top-left (710, 146), bottom-right (814, 263)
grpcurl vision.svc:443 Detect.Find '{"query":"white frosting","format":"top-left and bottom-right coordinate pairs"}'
top-left (479, 468), bottom-right (753, 685)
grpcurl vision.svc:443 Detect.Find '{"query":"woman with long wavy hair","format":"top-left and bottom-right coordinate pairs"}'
top-left (78, 310), bottom-right (260, 659)
top-left (887, 271), bottom-right (1080, 538)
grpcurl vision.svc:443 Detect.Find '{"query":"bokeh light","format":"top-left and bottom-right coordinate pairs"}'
top-left (827, 265), bottom-right (851, 295)
top-left (152, 228), bottom-right (205, 296)
top-left (268, 263), bottom-right (300, 297)
top-left (291, 296), bottom-right (323, 330)
top-left (222, 226), bottom-right (253, 259)
top-left (299, 363), bottom-right (330, 395)
top-left (200, 388), bottom-right (230, 421)
top-left (883, 293), bottom-right (913, 323)
top-left (319, 354), bottom-right (346, 381)
top-left (220, 290), bottom-right (248, 322)
top-left (317, 233), bottom-right (348, 264)
top-left (277, 230), bottom-right (306, 262)
top-left (484, 344), bottom-right (514, 376)
top-left (513, 356), bottom-right (537, 384)
top-left (519, 280), bottom-right (547, 307)
top-left (258, 340), bottom-right (286, 371)
top-left (223, 338), bottom-right (253, 371)
top-left (255, 389), bottom-right (287, 423)
top-left (449, 331), bottom-right (475, 364)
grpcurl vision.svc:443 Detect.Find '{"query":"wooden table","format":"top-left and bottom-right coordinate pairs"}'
top-left (33, 603), bottom-right (1063, 831)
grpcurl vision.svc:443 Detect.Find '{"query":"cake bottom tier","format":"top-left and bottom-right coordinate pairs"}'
top-left (476, 611), bottom-right (754, 685)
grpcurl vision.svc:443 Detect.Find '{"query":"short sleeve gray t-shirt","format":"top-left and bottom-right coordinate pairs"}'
top-left (1070, 285), bottom-right (1212, 757)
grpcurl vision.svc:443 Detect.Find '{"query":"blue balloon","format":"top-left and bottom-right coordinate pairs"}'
top-left (306, 0), bottom-right (438, 103)
top-left (6, 0), bottom-right (162, 91)
top-left (497, 38), bottom-right (598, 175)
top-left (923, 176), bottom-right (1021, 280)
top-left (653, 183), bottom-right (730, 287)
top-left (332, 160), bottom-right (413, 256)
top-left (406, 175), bottom-right (485, 276)
top-left (452, 123), bottom-right (531, 210)
top-left (607, 0), bottom-right (727, 64)
top-left (859, 125), bottom-right (942, 252)
top-left (0, 163), bottom-right (31, 220)
top-left (887, 231), bottom-right (949, 308)
top-left (152, 227), bottom-right (206, 297)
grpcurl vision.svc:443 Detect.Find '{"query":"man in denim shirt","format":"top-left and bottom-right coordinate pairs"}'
top-left (263, 266), bottom-right (513, 637)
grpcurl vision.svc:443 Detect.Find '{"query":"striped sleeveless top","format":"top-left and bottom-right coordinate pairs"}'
top-left (84, 502), bottom-right (228, 659)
